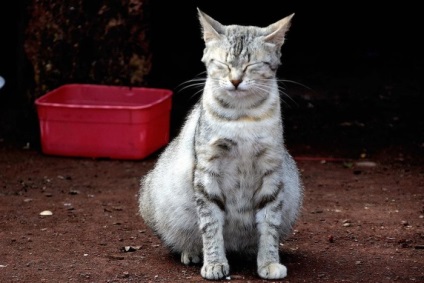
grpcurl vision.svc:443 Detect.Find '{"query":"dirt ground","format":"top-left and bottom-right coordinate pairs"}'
top-left (1, 73), bottom-right (424, 282)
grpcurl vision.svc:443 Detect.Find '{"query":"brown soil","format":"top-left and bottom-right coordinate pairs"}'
top-left (1, 77), bottom-right (424, 282)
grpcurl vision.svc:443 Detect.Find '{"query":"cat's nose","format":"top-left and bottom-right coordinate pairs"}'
top-left (230, 79), bottom-right (242, 88)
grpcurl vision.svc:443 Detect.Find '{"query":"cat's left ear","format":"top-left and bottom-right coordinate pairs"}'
top-left (197, 8), bottom-right (224, 44)
top-left (264, 13), bottom-right (294, 47)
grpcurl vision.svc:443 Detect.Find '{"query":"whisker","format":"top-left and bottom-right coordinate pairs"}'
top-left (190, 88), bottom-right (205, 100)
top-left (254, 79), bottom-right (298, 107)
top-left (251, 84), bottom-right (272, 94)
top-left (175, 71), bottom-right (207, 89)
top-left (174, 73), bottom-right (208, 100)
top-left (177, 82), bottom-right (205, 93)
top-left (277, 78), bottom-right (315, 93)
top-left (279, 90), bottom-right (298, 107)
top-left (176, 79), bottom-right (206, 90)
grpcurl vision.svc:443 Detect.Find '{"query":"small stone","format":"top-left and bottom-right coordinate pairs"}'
top-left (342, 219), bottom-right (351, 224)
top-left (121, 246), bottom-right (142, 252)
top-left (39, 210), bottom-right (53, 216)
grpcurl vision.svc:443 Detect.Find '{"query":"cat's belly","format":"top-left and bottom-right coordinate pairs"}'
top-left (218, 158), bottom-right (262, 252)
top-left (222, 203), bottom-right (258, 253)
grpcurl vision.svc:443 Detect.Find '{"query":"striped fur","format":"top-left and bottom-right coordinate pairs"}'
top-left (139, 8), bottom-right (303, 280)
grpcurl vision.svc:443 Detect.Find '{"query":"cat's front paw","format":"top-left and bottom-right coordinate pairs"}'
top-left (201, 262), bottom-right (230, 280)
top-left (258, 262), bottom-right (287, 279)
top-left (181, 251), bottom-right (201, 265)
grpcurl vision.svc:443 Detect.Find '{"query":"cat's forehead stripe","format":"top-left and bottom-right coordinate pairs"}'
top-left (226, 33), bottom-right (253, 65)
top-left (233, 35), bottom-right (245, 56)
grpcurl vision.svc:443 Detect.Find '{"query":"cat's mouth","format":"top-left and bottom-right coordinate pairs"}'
top-left (225, 84), bottom-right (251, 96)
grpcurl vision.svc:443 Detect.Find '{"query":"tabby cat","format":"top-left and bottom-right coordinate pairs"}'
top-left (139, 8), bottom-right (303, 280)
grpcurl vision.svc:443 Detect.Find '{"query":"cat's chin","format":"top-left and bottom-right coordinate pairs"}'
top-left (226, 89), bottom-right (251, 98)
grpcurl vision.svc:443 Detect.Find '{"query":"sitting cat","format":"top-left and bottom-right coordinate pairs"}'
top-left (139, 8), bottom-right (303, 280)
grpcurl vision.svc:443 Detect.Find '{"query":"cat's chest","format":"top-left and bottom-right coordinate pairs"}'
top-left (195, 115), bottom-right (284, 181)
top-left (202, 132), bottom-right (281, 178)
top-left (209, 135), bottom-right (268, 162)
top-left (206, 120), bottom-right (279, 156)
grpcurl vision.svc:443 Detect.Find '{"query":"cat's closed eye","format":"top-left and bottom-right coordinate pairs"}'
top-left (211, 59), bottom-right (230, 70)
top-left (244, 62), bottom-right (270, 73)
top-left (208, 60), bottom-right (231, 78)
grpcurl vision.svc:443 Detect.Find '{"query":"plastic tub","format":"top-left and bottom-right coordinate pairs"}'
top-left (35, 84), bottom-right (173, 159)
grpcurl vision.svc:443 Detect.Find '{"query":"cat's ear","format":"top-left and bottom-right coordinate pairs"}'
top-left (197, 8), bottom-right (224, 43)
top-left (264, 13), bottom-right (294, 47)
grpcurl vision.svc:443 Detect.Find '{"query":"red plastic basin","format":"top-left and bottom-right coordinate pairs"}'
top-left (35, 84), bottom-right (173, 159)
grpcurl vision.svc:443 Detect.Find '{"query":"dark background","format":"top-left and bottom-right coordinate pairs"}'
top-left (148, 1), bottom-right (423, 87)
top-left (0, 1), bottom-right (423, 157)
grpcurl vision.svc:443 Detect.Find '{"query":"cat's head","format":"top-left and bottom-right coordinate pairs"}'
top-left (198, 8), bottom-right (293, 97)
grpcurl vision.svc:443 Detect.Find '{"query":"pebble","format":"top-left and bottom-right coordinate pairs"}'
top-left (342, 219), bottom-right (352, 227)
top-left (122, 246), bottom-right (142, 252)
top-left (39, 210), bottom-right (53, 216)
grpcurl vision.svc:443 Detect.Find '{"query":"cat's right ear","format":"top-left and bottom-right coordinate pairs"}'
top-left (197, 8), bottom-right (224, 43)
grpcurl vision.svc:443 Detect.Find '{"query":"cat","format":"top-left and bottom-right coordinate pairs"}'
top-left (139, 8), bottom-right (303, 280)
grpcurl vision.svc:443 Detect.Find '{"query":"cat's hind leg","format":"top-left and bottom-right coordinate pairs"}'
top-left (181, 250), bottom-right (201, 265)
